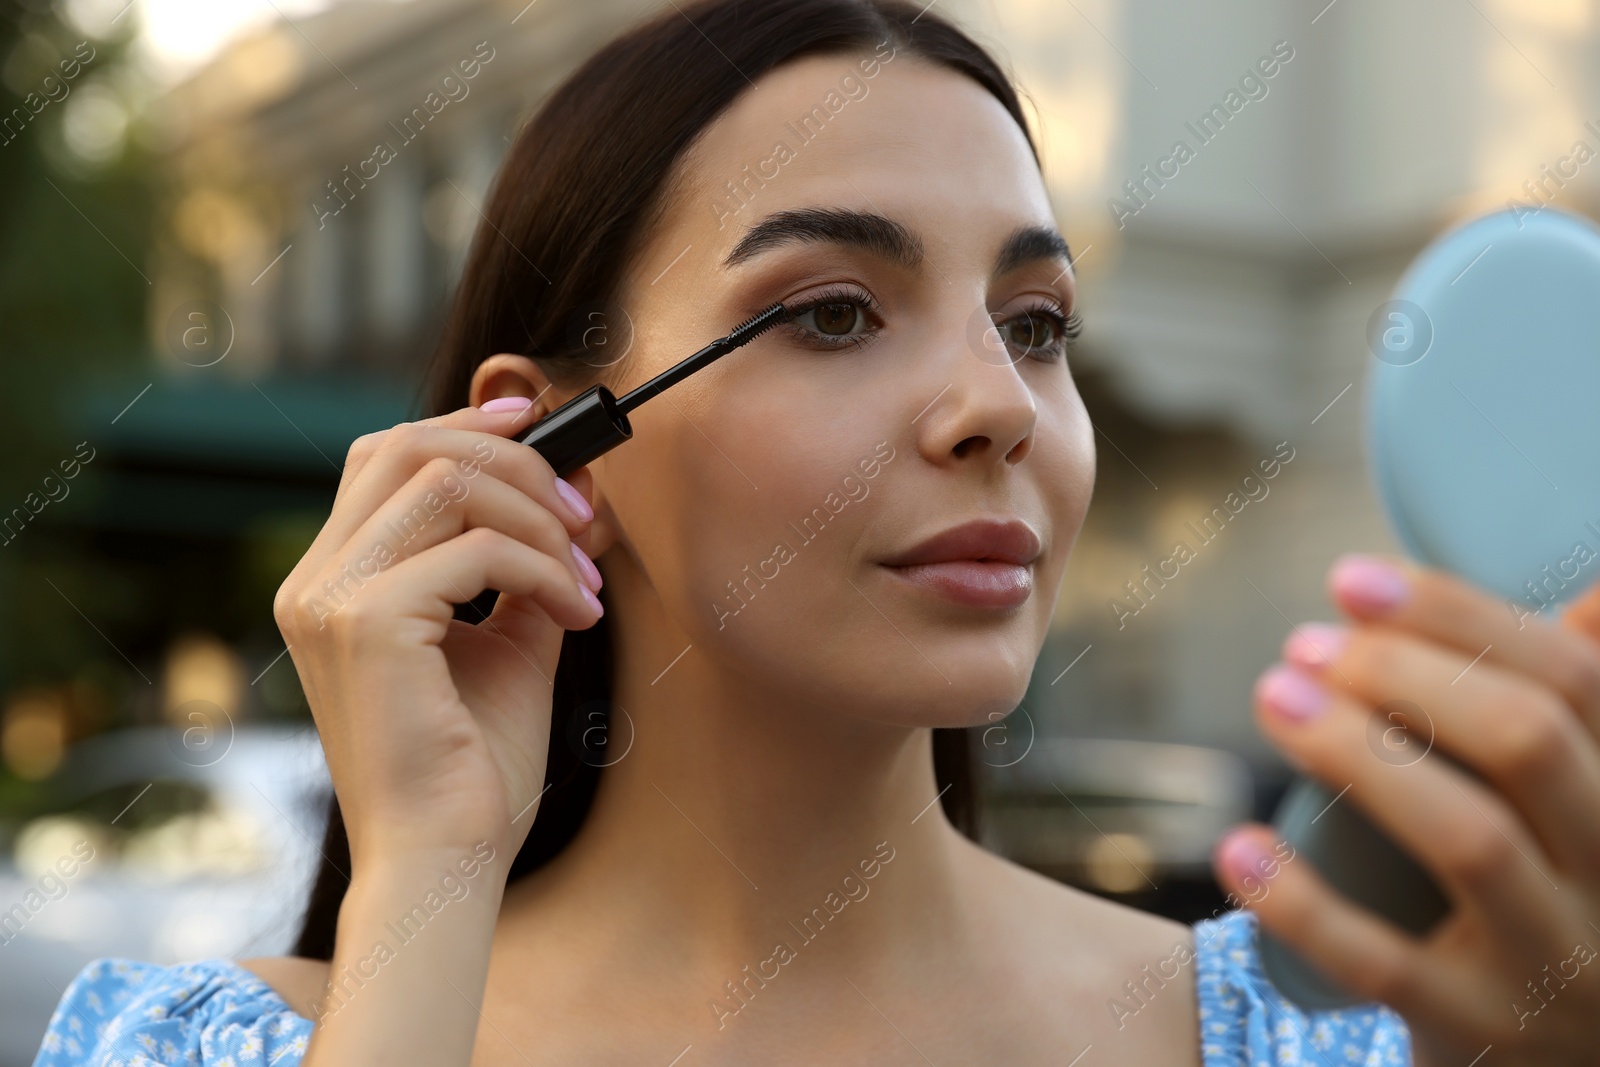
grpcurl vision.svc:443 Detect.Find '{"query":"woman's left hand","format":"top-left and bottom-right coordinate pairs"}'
top-left (1213, 553), bottom-right (1600, 1067)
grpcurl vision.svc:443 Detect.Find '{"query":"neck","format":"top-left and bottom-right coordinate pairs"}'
top-left (502, 552), bottom-right (976, 978)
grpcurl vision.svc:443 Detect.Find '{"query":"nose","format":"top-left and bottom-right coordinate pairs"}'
top-left (911, 318), bottom-right (1038, 471)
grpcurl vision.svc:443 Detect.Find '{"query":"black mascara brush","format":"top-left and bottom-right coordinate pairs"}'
top-left (518, 302), bottom-right (791, 477)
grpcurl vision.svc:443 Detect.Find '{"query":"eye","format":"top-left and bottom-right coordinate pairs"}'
top-left (994, 301), bottom-right (1082, 363)
top-left (783, 285), bottom-right (882, 351)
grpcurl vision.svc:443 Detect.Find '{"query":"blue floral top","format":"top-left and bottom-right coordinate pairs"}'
top-left (1193, 909), bottom-right (1411, 1064)
top-left (33, 908), bottom-right (1408, 1065)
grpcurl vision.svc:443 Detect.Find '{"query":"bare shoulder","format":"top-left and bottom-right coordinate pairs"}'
top-left (955, 836), bottom-right (1203, 1064)
top-left (958, 833), bottom-right (1193, 955)
top-left (237, 956), bottom-right (331, 1021)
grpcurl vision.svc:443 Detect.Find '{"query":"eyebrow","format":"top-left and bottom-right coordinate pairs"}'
top-left (721, 206), bottom-right (1073, 279)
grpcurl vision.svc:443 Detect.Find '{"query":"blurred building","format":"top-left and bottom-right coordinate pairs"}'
top-left (149, 0), bottom-right (618, 379)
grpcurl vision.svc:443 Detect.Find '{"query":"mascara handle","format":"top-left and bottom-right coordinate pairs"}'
top-left (517, 384), bottom-right (633, 478)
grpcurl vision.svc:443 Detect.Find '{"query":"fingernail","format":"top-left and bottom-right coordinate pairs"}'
top-left (554, 477), bottom-right (594, 522)
top-left (1284, 622), bottom-right (1348, 670)
top-left (571, 543), bottom-right (602, 592)
top-left (480, 396), bottom-right (533, 413)
top-left (1256, 664), bottom-right (1329, 721)
top-left (581, 585), bottom-right (604, 617)
top-left (1216, 831), bottom-right (1274, 887)
top-left (1331, 554), bottom-right (1409, 615)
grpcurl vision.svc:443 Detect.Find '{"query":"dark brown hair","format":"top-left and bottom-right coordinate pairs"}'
top-left (294, 0), bottom-right (1042, 960)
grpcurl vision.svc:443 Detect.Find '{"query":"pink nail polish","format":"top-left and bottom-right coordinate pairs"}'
top-left (571, 543), bottom-right (602, 591)
top-left (555, 477), bottom-right (594, 523)
top-left (1330, 554), bottom-right (1409, 615)
top-left (581, 586), bottom-right (604, 617)
top-left (1256, 664), bottom-right (1329, 721)
top-left (480, 396), bottom-right (533, 413)
top-left (1284, 623), bottom-right (1348, 670)
top-left (1216, 831), bottom-right (1274, 887)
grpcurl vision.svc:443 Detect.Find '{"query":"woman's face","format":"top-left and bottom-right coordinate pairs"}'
top-left (573, 51), bottom-right (1093, 727)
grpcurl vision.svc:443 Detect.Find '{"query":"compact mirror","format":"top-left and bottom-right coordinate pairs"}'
top-left (1367, 205), bottom-right (1600, 610)
top-left (1259, 206), bottom-right (1600, 1010)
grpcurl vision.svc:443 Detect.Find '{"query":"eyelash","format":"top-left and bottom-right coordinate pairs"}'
top-left (782, 284), bottom-right (1084, 362)
top-left (782, 285), bottom-right (885, 353)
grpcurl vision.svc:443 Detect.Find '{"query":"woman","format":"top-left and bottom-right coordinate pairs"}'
top-left (34, 1), bottom-right (1600, 1064)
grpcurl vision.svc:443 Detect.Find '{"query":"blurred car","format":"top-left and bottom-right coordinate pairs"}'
top-left (0, 724), bottom-right (330, 1067)
top-left (981, 736), bottom-right (1253, 918)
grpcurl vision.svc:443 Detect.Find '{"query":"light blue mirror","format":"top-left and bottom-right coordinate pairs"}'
top-left (1368, 205), bottom-right (1600, 613)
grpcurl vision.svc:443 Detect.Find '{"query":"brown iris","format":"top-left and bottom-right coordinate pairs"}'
top-left (811, 303), bottom-right (859, 336)
top-left (1004, 312), bottom-right (1056, 355)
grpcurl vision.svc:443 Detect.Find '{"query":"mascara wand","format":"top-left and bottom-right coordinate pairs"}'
top-left (517, 302), bottom-right (790, 477)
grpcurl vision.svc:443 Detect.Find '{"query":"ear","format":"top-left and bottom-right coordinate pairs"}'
top-left (469, 353), bottom-right (558, 410)
top-left (468, 354), bottom-right (620, 561)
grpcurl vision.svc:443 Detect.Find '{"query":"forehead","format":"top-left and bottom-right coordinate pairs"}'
top-left (665, 51), bottom-right (1056, 264)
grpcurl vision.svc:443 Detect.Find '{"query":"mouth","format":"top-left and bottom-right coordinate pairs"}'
top-left (878, 517), bottom-right (1041, 609)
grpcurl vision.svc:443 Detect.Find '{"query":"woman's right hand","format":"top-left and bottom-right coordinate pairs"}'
top-left (273, 399), bottom-right (604, 872)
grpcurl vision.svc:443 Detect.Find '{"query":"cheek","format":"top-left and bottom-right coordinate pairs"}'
top-left (1047, 382), bottom-right (1096, 510)
top-left (1034, 388), bottom-right (1097, 573)
top-left (609, 378), bottom-right (864, 629)
top-left (684, 405), bottom-right (901, 684)
top-left (1065, 421), bottom-right (1097, 525)
top-left (684, 402), bottom-right (870, 606)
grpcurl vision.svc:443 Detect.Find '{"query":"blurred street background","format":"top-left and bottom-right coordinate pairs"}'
top-left (1, 0), bottom-right (1594, 1059)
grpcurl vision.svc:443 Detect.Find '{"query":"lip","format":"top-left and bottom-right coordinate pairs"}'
top-left (879, 518), bottom-right (1041, 608)
top-left (881, 517), bottom-right (1042, 567)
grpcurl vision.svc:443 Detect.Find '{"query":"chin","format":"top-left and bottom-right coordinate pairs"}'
top-left (924, 660), bottom-right (1037, 728)
top-left (847, 636), bottom-right (1042, 730)
top-left (697, 575), bottom-right (1049, 726)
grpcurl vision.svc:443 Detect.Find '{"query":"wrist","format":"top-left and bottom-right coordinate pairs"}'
top-left (309, 843), bottom-right (506, 1035)
top-left (348, 819), bottom-right (515, 875)
top-left (345, 838), bottom-right (508, 905)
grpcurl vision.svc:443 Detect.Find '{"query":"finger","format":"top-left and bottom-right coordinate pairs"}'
top-left (559, 464), bottom-right (601, 558)
top-left (1252, 663), bottom-right (1571, 950)
top-left (1284, 623), bottom-right (1600, 881)
top-left (325, 464), bottom-right (592, 600)
top-left (1560, 574), bottom-right (1600, 646)
top-left (337, 398), bottom-right (544, 495)
top-left (1326, 554), bottom-right (1600, 740)
top-left (310, 422), bottom-right (592, 572)
top-left (1212, 825), bottom-right (1458, 1020)
top-left (480, 583), bottom-right (605, 664)
top-left (323, 527), bottom-right (602, 645)
top-left (449, 550), bottom-right (604, 655)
